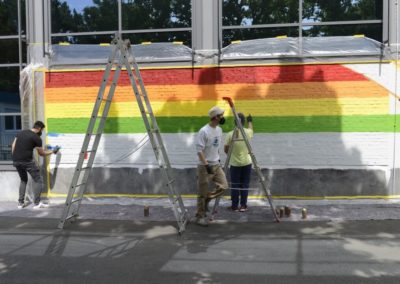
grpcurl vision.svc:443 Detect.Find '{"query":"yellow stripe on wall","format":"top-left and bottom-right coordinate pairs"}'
top-left (45, 97), bottom-right (389, 118)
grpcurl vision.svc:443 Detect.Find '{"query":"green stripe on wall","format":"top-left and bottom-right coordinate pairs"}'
top-left (47, 115), bottom-right (399, 134)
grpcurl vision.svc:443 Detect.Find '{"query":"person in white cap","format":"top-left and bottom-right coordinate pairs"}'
top-left (195, 106), bottom-right (229, 226)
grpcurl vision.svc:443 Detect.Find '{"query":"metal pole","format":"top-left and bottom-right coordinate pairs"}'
top-left (218, 0), bottom-right (223, 50)
top-left (392, 0), bottom-right (399, 195)
top-left (298, 0), bottom-right (303, 56)
top-left (118, 0), bottom-right (122, 35)
top-left (17, 0), bottom-right (22, 71)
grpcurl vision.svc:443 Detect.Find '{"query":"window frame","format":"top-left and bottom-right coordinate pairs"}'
top-left (219, 0), bottom-right (386, 50)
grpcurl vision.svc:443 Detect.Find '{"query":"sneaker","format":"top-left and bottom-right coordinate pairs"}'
top-left (239, 206), bottom-right (248, 212)
top-left (33, 202), bottom-right (50, 209)
top-left (196, 217), bottom-right (209, 227)
top-left (17, 202), bottom-right (25, 209)
top-left (229, 206), bottom-right (239, 212)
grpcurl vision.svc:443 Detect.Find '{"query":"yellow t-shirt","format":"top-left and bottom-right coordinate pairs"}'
top-left (225, 128), bottom-right (253, 167)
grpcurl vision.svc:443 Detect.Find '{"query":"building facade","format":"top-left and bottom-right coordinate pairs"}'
top-left (0, 0), bottom-right (399, 200)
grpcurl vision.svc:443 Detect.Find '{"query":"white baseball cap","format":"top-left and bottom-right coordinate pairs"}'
top-left (208, 106), bottom-right (224, 118)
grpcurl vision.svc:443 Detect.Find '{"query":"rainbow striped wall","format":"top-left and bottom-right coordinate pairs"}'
top-left (44, 64), bottom-right (395, 134)
top-left (41, 62), bottom-right (400, 197)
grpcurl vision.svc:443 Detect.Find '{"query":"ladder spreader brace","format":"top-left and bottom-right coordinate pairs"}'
top-left (58, 35), bottom-right (189, 234)
top-left (211, 97), bottom-right (280, 222)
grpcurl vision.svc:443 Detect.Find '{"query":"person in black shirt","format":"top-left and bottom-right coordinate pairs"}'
top-left (12, 121), bottom-right (58, 209)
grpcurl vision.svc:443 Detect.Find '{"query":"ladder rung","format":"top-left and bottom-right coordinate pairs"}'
top-left (71, 198), bottom-right (82, 204)
top-left (166, 179), bottom-right (175, 185)
top-left (79, 167), bottom-right (91, 171)
top-left (72, 183), bottom-right (86, 188)
top-left (172, 197), bottom-right (181, 204)
top-left (84, 150), bottom-right (96, 153)
top-left (65, 214), bottom-right (76, 221)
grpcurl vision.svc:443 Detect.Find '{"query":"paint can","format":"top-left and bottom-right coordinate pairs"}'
top-left (279, 207), bottom-right (284, 218)
top-left (144, 205), bottom-right (150, 217)
top-left (284, 206), bottom-right (291, 217)
top-left (301, 208), bottom-right (307, 219)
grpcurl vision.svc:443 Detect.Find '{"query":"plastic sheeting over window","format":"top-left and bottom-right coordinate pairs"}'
top-left (221, 36), bottom-right (388, 60)
top-left (48, 36), bottom-right (390, 67)
top-left (49, 42), bottom-right (193, 66)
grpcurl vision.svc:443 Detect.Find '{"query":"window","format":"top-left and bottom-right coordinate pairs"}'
top-left (4, 115), bottom-right (21, 130)
top-left (0, 0), bottom-right (18, 36)
top-left (302, 0), bottom-right (383, 23)
top-left (122, 0), bottom-right (191, 30)
top-left (51, 0), bottom-right (192, 46)
top-left (221, 0), bottom-right (383, 47)
top-left (51, 0), bottom-right (118, 33)
top-left (223, 0), bottom-right (299, 26)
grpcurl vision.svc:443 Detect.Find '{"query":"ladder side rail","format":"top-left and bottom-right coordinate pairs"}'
top-left (129, 51), bottom-right (173, 172)
top-left (72, 45), bottom-right (126, 212)
top-left (85, 44), bottom-right (119, 140)
top-left (231, 104), bottom-right (277, 209)
top-left (58, 45), bottom-right (119, 228)
top-left (211, 127), bottom-right (237, 216)
top-left (121, 53), bottom-right (171, 177)
top-left (223, 97), bottom-right (279, 222)
top-left (121, 49), bottom-right (181, 201)
top-left (123, 47), bottom-right (188, 229)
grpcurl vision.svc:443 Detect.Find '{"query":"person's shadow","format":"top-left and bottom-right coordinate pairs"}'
top-left (232, 56), bottom-right (388, 203)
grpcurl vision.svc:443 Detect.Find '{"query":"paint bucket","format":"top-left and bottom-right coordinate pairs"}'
top-left (279, 207), bottom-right (284, 218)
top-left (284, 206), bottom-right (291, 217)
top-left (144, 205), bottom-right (150, 217)
top-left (301, 208), bottom-right (307, 219)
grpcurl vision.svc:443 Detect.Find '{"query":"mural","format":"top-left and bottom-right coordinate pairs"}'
top-left (42, 63), bottom-right (398, 197)
top-left (45, 65), bottom-right (391, 134)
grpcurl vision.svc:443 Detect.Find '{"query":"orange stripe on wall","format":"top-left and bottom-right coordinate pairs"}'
top-left (45, 81), bottom-right (388, 103)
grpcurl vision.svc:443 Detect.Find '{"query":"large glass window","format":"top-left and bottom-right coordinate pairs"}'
top-left (0, 0), bottom-right (25, 161)
top-left (223, 0), bottom-right (299, 26)
top-left (51, 0), bottom-right (118, 33)
top-left (302, 0), bottom-right (383, 23)
top-left (222, 0), bottom-right (383, 47)
top-left (122, 0), bottom-right (191, 30)
top-left (0, 0), bottom-right (18, 35)
top-left (0, 39), bottom-right (19, 63)
top-left (303, 23), bottom-right (383, 42)
top-left (0, 67), bottom-right (21, 161)
top-left (51, 0), bottom-right (192, 46)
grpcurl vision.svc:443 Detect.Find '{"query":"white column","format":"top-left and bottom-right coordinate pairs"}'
top-left (26, 0), bottom-right (51, 66)
top-left (192, 0), bottom-right (219, 64)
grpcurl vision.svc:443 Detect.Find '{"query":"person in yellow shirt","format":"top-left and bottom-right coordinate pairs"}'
top-left (224, 113), bottom-right (253, 212)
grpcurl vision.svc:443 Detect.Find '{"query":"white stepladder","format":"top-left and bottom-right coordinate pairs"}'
top-left (210, 97), bottom-right (280, 222)
top-left (58, 35), bottom-right (189, 234)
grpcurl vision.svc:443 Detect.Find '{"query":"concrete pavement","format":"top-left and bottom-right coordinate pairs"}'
top-left (1, 198), bottom-right (400, 283)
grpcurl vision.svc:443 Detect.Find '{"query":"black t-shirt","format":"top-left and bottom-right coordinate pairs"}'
top-left (12, 130), bottom-right (42, 162)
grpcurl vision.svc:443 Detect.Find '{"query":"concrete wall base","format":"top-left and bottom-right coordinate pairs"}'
top-left (2, 167), bottom-right (395, 201)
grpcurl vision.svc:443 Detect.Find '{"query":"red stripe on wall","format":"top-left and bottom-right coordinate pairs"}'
top-left (45, 65), bottom-right (368, 88)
